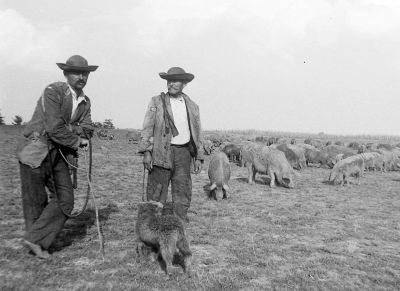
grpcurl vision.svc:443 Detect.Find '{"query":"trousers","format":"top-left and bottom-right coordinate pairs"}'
top-left (146, 144), bottom-right (192, 220)
top-left (19, 148), bottom-right (74, 250)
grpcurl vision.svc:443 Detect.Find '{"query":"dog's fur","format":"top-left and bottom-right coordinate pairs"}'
top-left (135, 199), bottom-right (192, 276)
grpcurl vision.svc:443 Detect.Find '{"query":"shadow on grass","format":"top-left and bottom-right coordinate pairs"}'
top-left (322, 180), bottom-right (332, 185)
top-left (392, 178), bottom-right (400, 182)
top-left (202, 184), bottom-right (209, 196)
top-left (50, 202), bottom-right (119, 252)
top-left (235, 176), bottom-right (272, 185)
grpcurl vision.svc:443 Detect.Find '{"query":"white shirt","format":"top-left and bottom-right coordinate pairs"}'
top-left (68, 85), bottom-right (86, 119)
top-left (170, 96), bottom-right (190, 145)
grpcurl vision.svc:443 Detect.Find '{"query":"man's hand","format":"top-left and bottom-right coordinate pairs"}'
top-left (143, 151), bottom-right (153, 171)
top-left (193, 159), bottom-right (202, 174)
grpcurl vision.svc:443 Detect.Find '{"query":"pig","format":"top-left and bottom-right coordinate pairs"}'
top-left (241, 143), bottom-right (295, 188)
top-left (221, 143), bottom-right (242, 164)
top-left (208, 152), bottom-right (231, 200)
top-left (276, 143), bottom-right (306, 170)
top-left (328, 154), bottom-right (365, 185)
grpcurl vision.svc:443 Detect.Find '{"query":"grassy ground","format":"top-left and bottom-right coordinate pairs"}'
top-left (1, 126), bottom-right (400, 290)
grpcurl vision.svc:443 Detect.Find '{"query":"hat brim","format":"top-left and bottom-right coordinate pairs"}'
top-left (159, 72), bottom-right (194, 82)
top-left (56, 63), bottom-right (99, 72)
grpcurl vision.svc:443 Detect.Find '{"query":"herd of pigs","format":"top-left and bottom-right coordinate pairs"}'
top-left (206, 137), bottom-right (400, 199)
top-left (130, 134), bottom-right (400, 277)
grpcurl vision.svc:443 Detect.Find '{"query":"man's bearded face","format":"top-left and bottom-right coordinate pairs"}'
top-left (65, 71), bottom-right (90, 91)
top-left (167, 80), bottom-right (186, 96)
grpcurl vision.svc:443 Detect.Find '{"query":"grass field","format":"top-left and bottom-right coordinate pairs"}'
top-left (1, 126), bottom-right (400, 290)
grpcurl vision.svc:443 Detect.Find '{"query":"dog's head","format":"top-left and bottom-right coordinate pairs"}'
top-left (137, 200), bottom-right (164, 216)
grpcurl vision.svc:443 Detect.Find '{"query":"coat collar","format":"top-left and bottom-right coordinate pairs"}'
top-left (62, 86), bottom-right (73, 123)
top-left (67, 84), bottom-right (86, 100)
top-left (71, 101), bottom-right (87, 123)
top-left (164, 93), bottom-right (175, 125)
top-left (63, 84), bottom-right (88, 123)
top-left (163, 92), bottom-right (197, 123)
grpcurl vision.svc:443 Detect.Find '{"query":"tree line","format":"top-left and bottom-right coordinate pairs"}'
top-left (0, 110), bottom-right (22, 125)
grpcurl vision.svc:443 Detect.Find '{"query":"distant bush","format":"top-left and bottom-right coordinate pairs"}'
top-left (0, 110), bottom-right (4, 125)
top-left (92, 121), bottom-right (103, 128)
top-left (92, 119), bottom-right (115, 129)
top-left (12, 115), bottom-right (23, 125)
top-left (102, 119), bottom-right (115, 129)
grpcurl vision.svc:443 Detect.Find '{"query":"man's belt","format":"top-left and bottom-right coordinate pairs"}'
top-left (171, 142), bottom-right (189, 148)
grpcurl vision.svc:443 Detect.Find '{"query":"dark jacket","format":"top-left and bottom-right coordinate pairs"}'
top-left (138, 93), bottom-right (204, 169)
top-left (17, 82), bottom-right (93, 168)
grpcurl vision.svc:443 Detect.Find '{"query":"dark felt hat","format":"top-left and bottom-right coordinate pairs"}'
top-left (159, 67), bottom-right (194, 82)
top-left (56, 55), bottom-right (98, 72)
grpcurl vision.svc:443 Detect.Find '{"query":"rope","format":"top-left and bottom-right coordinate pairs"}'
top-left (49, 139), bottom-right (105, 259)
top-left (58, 148), bottom-right (79, 169)
top-left (51, 143), bottom-right (91, 218)
top-left (85, 155), bottom-right (105, 261)
top-left (142, 164), bottom-right (147, 202)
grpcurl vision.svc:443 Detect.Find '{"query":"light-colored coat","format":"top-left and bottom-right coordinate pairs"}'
top-left (138, 93), bottom-right (204, 169)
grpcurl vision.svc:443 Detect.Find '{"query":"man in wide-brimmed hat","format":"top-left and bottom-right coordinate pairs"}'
top-left (138, 67), bottom-right (204, 223)
top-left (17, 55), bottom-right (98, 259)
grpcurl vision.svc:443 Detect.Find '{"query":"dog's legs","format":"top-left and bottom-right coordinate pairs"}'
top-left (177, 233), bottom-right (193, 277)
top-left (136, 242), bottom-right (145, 262)
top-left (160, 234), bottom-right (179, 276)
top-left (183, 254), bottom-right (192, 277)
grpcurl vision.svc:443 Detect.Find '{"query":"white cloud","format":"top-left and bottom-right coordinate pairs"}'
top-left (0, 9), bottom-right (36, 65)
top-left (0, 8), bottom-right (60, 70)
top-left (345, 0), bottom-right (400, 37)
top-left (1, 1), bottom-right (400, 134)
top-left (212, 0), bottom-right (400, 58)
top-left (3, 1), bottom-right (400, 66)
top-left (121, 0), bottom-right (229, 54)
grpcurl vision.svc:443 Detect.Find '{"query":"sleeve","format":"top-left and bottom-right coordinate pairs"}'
top-left (137, 98), bottom-right (157, 154)
top-left (195, 106), bottom-right (205, 161)
top-left (75, 103), bottom-right (94, 138)
top-left (42, 85), bottom-right (81, 149)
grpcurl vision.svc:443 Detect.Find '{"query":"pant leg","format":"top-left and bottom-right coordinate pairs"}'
top-left (146, 166), bottom-right (171, 203)
top-left (170, 146), bottom-right (192, 220)
top-left (19, 162), bottom-right (48, 232)
top-left (25, 149), bottom-right (74, 249)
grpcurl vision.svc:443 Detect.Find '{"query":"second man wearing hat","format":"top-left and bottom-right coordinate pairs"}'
top-left (138, 67), bottom-right (204, 222)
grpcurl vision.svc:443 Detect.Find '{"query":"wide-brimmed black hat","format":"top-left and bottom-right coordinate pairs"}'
top-left (56, 55), bottom-right (98, 72)
top-left (159, 67), bottom-right (194, 82)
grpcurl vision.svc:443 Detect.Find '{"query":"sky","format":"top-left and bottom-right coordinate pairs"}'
top-left (1, 0), bottom-right (400, 135)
